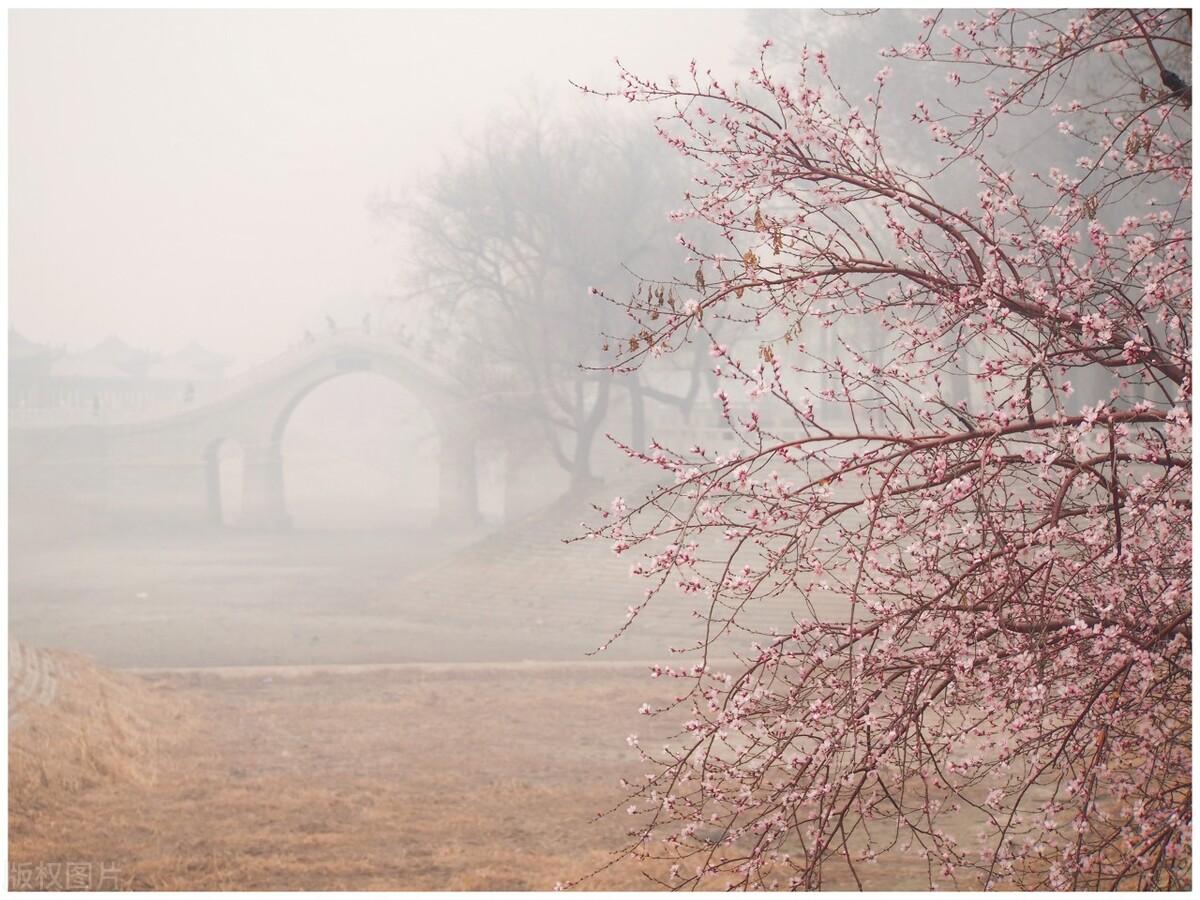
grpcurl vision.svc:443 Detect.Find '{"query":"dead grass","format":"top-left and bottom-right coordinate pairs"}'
top-left (10, 657), bottom-right (683, 890)
top-left (9, 643), bottom-right (194, 823)
top-left (10, 654), bottom-right (948, 890)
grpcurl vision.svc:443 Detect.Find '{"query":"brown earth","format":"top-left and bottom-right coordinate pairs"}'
top-left (10, 649), bottom-right (955, 891)
top-left (9, 651), bottom-right (680, 891)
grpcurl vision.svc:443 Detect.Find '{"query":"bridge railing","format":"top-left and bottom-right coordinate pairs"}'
top-left (181, 331), bottom-right (414, 409)
top-left (9, 331), bottom-right (419, 430)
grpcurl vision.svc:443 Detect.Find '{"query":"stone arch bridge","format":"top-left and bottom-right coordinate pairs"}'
top-left (10, 333), bottom-right (482, 530)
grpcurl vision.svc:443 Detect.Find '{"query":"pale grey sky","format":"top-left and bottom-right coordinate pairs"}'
top-left (10, 9), bottom-right (746, 365)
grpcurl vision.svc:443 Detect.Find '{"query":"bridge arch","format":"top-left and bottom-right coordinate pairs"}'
top-left (233, 344), bottom-right (480, 530)
top-left (87, 334), bottom-right (482, 531)
top-left (276, 371), bottom-right (439, 529)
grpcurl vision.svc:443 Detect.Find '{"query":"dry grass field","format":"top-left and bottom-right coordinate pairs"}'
top-left (10, 649), bottom-right (957, 891)
top-left (11, 652), bottom-right (677, 891)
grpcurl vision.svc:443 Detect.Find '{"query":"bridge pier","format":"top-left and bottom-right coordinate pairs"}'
top-left (239, 444), bottom-right (291, 530)
top-left (437, 432), bottom-right (479, 526)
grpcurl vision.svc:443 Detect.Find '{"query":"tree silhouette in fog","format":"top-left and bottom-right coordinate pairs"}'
top-left (383, 106), bottom-right (721, 490)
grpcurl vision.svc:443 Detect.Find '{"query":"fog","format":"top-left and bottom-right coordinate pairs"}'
top-left (11, 9), bottom-right (744, 364)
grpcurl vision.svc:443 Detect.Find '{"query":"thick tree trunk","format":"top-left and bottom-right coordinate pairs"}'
top-left (568, 377), bottom-right (610, 492)
top-left (627, 377), bottom-right (646, 452)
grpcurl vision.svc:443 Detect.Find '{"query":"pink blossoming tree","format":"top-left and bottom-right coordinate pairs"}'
top-left (577, 9), bottom-right (1190, 890)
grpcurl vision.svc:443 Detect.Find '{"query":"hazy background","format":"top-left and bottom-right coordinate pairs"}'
top-left (11, 9), bottom-right (745, 365)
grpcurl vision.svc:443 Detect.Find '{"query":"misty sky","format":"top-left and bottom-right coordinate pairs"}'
top-left (9, 9), bottom-right (752, 367)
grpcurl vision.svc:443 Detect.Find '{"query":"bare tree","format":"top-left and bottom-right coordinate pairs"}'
top-left (384, 106), bottom-right (712, 490)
